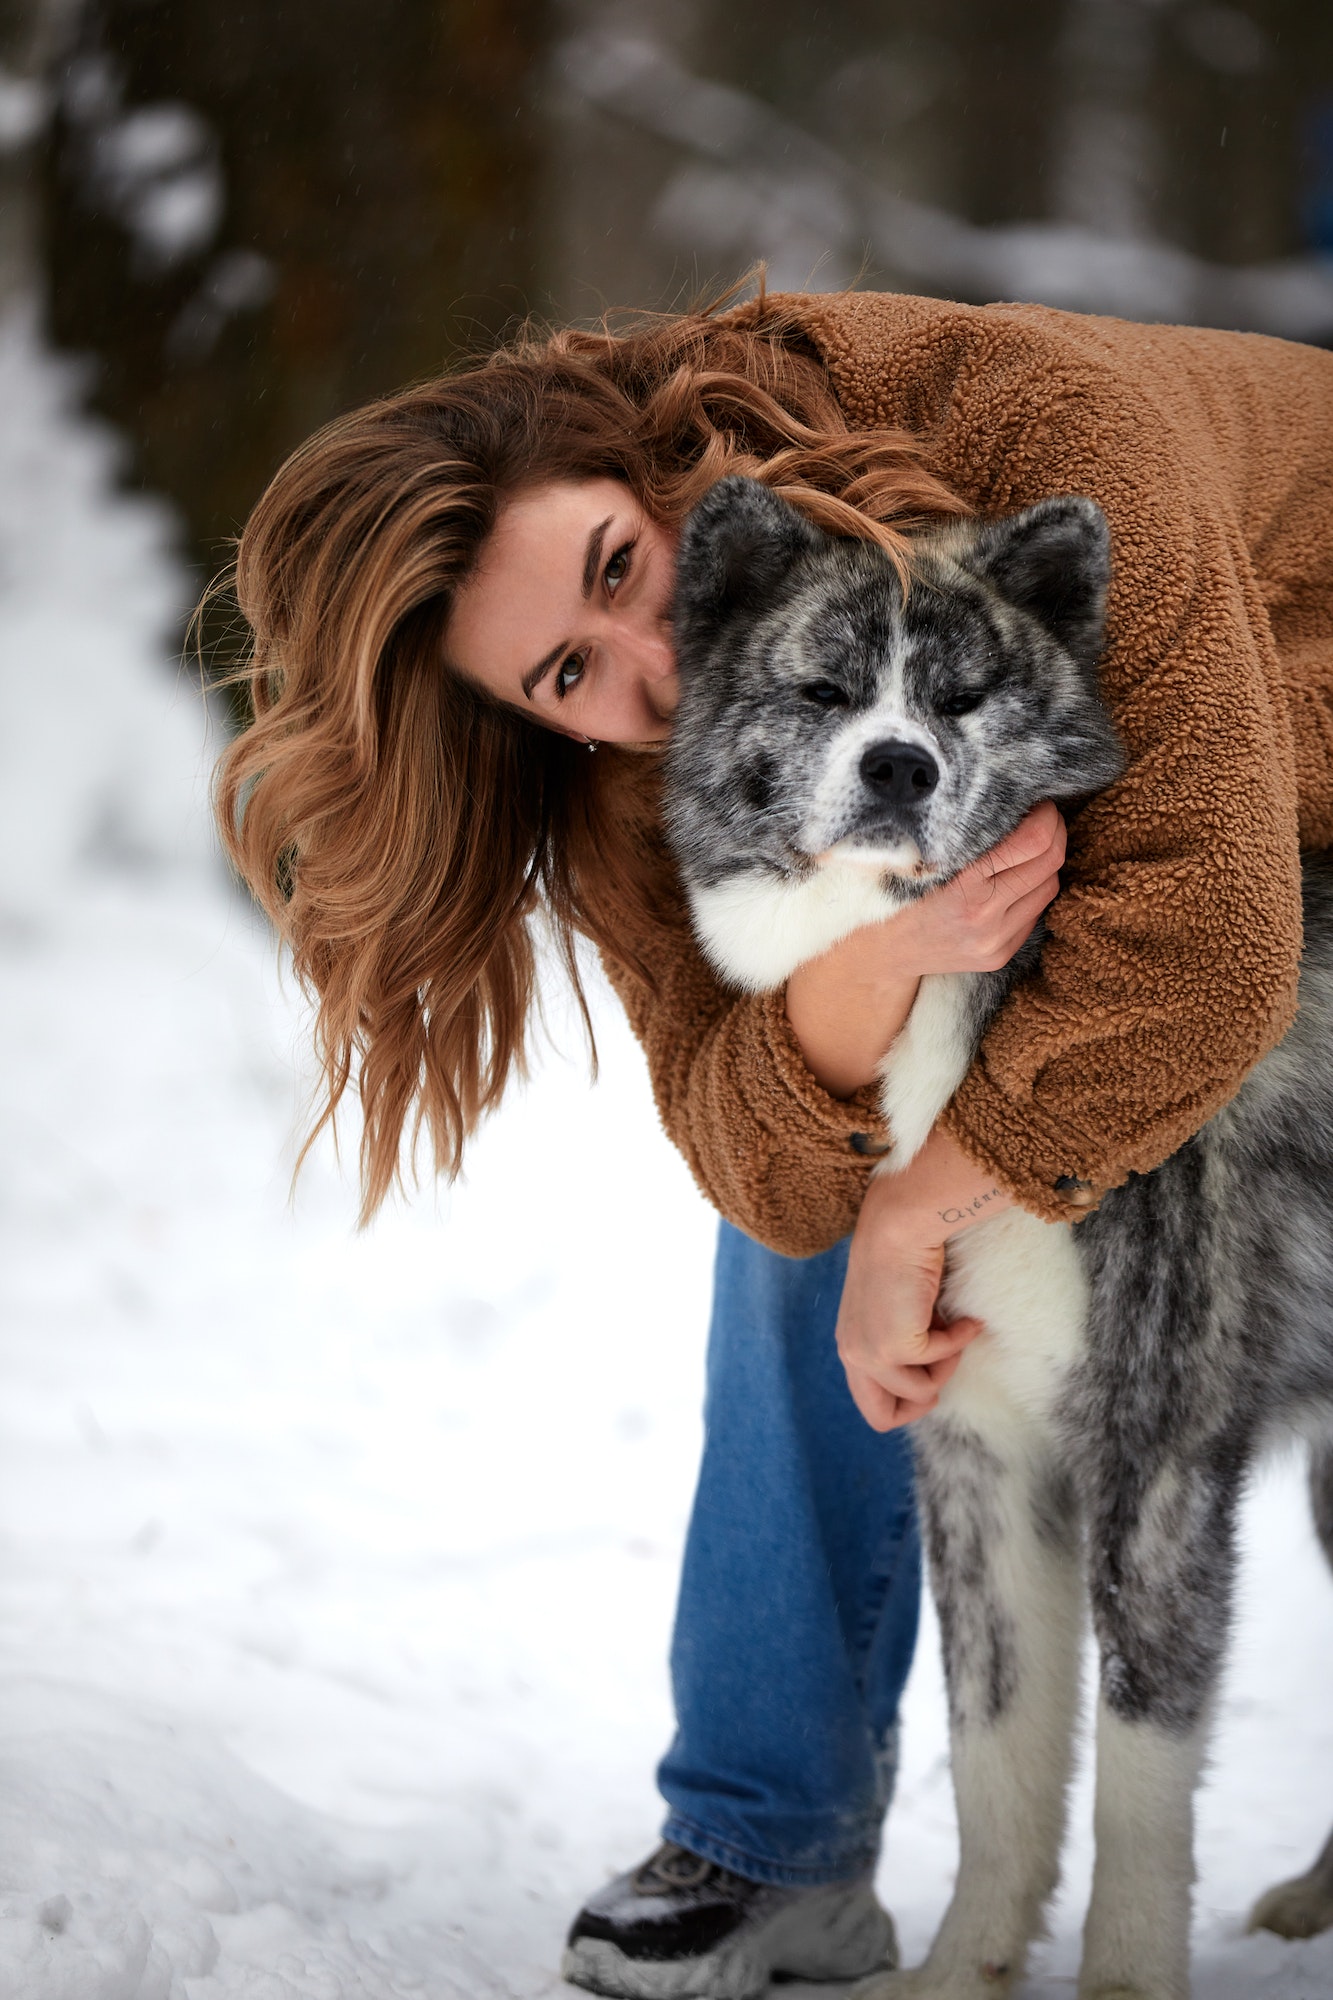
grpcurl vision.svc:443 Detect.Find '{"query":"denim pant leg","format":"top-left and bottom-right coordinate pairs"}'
top-left (657, 1221), bottom-right (922, 1887)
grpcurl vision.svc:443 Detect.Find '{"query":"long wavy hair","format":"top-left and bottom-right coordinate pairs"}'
top-left (214, 286), bottom-right (969, 1217)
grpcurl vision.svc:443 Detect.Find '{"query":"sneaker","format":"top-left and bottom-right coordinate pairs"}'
top-left (561, 1841), bottom-right (897, 1999)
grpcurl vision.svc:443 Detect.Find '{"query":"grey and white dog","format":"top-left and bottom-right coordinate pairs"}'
top-left (663, 474), bottom-right (1333, 2000)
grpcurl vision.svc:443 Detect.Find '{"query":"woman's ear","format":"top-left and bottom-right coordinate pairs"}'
top-left (673, 476), bottom-right (824, 653)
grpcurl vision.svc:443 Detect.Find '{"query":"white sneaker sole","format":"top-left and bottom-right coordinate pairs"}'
top-left (561, 1880), bottom-right (897, 2000)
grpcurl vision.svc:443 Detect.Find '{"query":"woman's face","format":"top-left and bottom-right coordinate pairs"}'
top-left (446, 478), bottom-right (680, 747)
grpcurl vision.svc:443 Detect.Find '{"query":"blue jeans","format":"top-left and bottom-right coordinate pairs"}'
top-left (657, 1222), bottom-right (922, 1887)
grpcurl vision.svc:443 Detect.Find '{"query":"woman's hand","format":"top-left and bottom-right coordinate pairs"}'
top-left (786, 804), bottom-right (1066, 1098)
top-left (836, 1127), bottom-right (1013, 1430)
top-left (892, 800), bottom-right (1068, 978)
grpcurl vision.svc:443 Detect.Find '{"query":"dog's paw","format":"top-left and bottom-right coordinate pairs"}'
top-left (1079, 1989), bottom-right (1165, 1999)
top-left (1247, 1867), bottom-right (1333, 1941)
top-left (1079, 1982), bottom-right (1189, 2000)
top-left (849, 1972), bottom-right (922, 1999)
top-left (850, 1965), bottom-right (1016, 1999)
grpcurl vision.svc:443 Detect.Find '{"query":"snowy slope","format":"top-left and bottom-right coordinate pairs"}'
top-left (0, 306), bottom-right (1330, 1998)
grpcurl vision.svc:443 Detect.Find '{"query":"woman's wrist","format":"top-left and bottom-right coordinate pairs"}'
top-left (860, 1126), bottom-right (1014, 1248)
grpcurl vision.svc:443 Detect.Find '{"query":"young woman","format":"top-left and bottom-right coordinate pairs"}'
top-left (215, 285), bottom-right (1333, 1997)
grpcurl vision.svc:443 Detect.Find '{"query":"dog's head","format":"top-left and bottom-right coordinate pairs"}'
top-left (664, 476), bottom-right (1124, 986)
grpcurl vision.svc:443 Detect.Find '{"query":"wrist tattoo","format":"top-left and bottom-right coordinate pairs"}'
top-left (938, 1186), bottom-right (1003, 1227)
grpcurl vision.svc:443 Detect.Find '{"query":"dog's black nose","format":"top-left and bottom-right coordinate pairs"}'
top-left (859, 739), bottom-right (939, 807)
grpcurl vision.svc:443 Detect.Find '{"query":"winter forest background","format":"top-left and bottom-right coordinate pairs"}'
top-left (2, 1), bottom-right (1333, 1994)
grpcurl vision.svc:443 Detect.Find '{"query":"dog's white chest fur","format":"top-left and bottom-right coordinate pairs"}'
top-left (690, 858), bottom-right (1089, 1413)
top-left (873, 960), bottom-right (1088, 1423)
top-left (939, 1210), bottom-right (1087, 1427)
top-left (689, 860), bottom-right (908, 995)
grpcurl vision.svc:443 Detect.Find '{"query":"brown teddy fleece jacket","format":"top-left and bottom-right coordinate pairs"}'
top-left (586, 289), bottom-right (1333, 1256)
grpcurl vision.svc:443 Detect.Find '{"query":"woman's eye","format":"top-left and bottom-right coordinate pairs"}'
top-left (936, 687), bottom-right (984, 718)
top-left (801, 680), bottom-right (849, 708)
top-left (604, 542), bottom-right (633, 591)
top-left (555, 652), bottom-right (586, 698)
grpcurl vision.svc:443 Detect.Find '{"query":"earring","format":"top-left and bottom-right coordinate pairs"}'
top-left (583, 737), bottom-right (599, 753)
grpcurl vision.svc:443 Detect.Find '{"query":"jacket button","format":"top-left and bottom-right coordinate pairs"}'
top-left (1054, 1174), bottom-right (1096, 1208)
top-left (850, 1131), bottom-right (892, 1158)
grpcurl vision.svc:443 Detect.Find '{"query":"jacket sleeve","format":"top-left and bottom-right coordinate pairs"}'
top-left (919, 311), bottom-right (1306, 1219)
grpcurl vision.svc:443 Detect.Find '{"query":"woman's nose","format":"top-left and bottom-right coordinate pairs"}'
top-left (648, 668), bottom-right (680, 720)
top-left (640, 624), bottom-right (675, 673)
top-left (636, 634), bottom-right (678, 710)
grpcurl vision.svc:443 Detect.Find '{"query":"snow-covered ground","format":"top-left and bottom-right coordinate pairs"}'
top-left (0, 306), bottom-right (1330, 1999)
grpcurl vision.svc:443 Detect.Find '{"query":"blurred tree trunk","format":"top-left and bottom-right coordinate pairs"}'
top-left (706, 0), bottom-right (1067, 234)
top-left (0, 0), bottom-right (66, 306)
top-left (1051, 0), bottom-right (1333, 262)
top-left (1149, 0), bottom-right (1333, 265)
top-left (39, 0), bottom-right (549, 668)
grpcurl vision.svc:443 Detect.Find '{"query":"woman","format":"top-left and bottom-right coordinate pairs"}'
top-left (215, 284), bottom-right (1333, 1997)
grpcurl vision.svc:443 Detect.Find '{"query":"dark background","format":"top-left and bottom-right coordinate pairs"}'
top-left (7, 0), bottom-right (1333, 637)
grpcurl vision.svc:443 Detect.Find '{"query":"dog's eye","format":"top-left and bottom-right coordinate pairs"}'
top-left (936, 688), bottom-right (985, 718)
top-left (800, 681), bottom-right (849, 708)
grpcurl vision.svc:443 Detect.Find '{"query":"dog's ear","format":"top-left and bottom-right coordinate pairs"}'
top-left (962, 497), bottom-right (1110, 669)
top-left (674, 476), bottom-right (823, 640)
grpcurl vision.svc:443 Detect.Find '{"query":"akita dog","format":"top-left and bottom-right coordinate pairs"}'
top-left (663, 475), bottom-right (1333, 1999)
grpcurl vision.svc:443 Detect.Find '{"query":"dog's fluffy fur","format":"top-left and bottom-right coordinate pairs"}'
top-left (664, 475), bottom-right (1333, 1999)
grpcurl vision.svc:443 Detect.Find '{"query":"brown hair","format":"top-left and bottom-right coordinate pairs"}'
top-left (214, 288), bottom-right (968, 1217)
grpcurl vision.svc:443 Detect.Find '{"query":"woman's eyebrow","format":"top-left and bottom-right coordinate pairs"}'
top-left (521, 641), bottom-right (566, 700)
top-left (581, 516), bottom-right (614, 598)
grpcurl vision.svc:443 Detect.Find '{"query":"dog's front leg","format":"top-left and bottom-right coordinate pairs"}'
top-left (1078, 1451), bottom-right (1247, 2000)
top-left (857, 1415), bottom-right (1084, 2000)
top-left (1248, 1440), bottom-right (1333, 1941)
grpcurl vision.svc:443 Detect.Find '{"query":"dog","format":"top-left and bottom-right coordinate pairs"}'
top-left (663, 474), bottom-right (1333, 1999)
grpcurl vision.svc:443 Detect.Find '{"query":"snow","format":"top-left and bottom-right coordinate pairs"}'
top-left (0, 302), bottom-right (1330, 1997)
